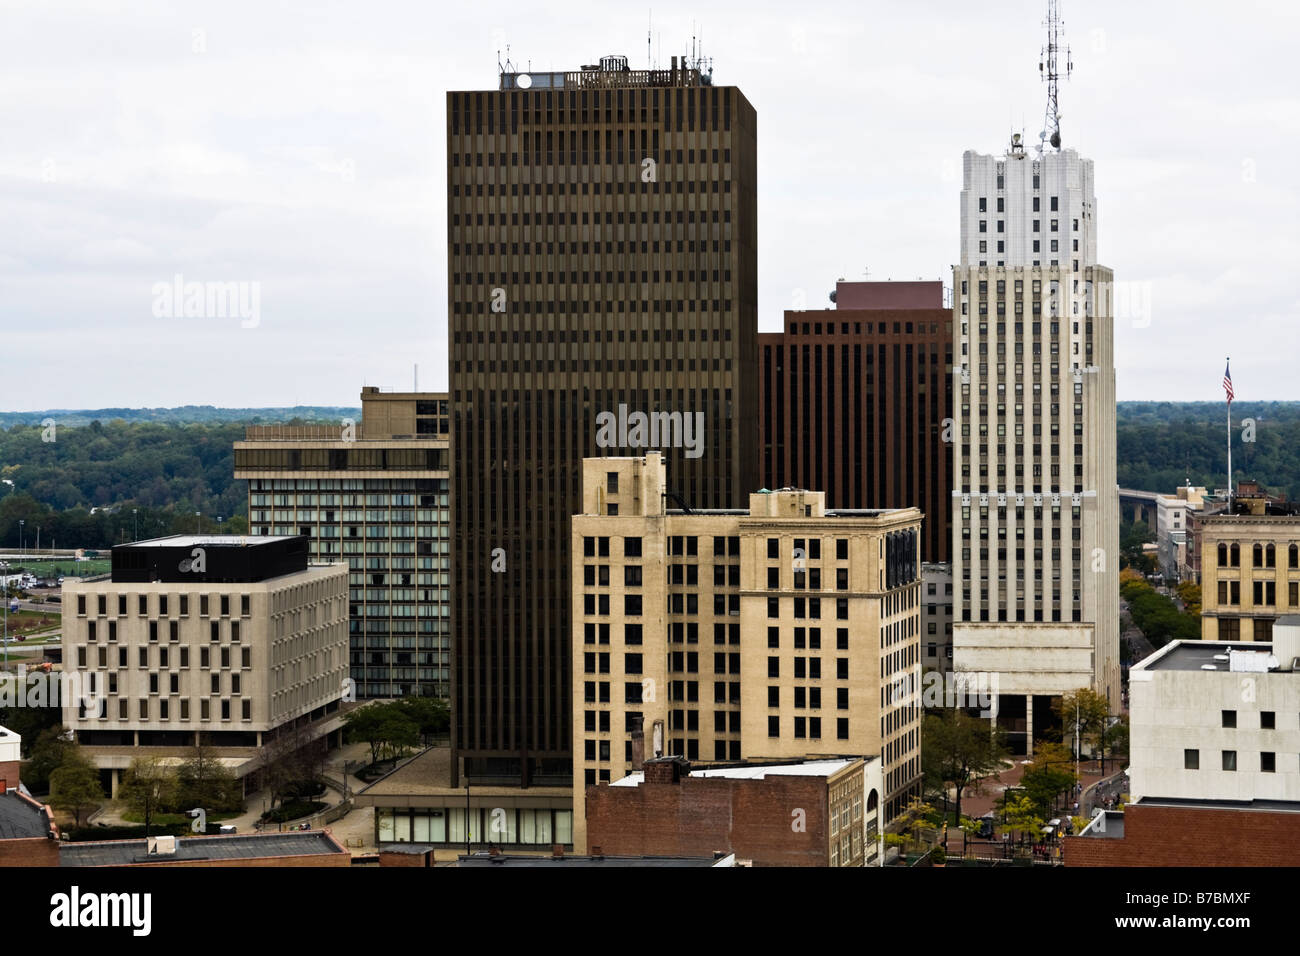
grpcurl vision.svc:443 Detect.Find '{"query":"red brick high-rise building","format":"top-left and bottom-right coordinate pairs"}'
top-left (758, 280), bottom-right (953, 563)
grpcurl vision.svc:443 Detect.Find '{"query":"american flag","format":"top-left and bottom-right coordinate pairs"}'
top-left (1223, 360), bottom-right (1234, 403)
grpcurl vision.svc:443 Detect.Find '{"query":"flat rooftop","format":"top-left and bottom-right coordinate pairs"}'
top-left (61, 830), bottom-right (345, 866)
top-left (1140, 641), bottom-right (1274, 672)
top-left (612, 757), bottom-right (860, 787)
top-left (125, 535), bottom-right (296, 548)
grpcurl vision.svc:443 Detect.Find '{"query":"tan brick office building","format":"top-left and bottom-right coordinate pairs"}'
top-left (570, 452), bottom-right (922, 851)
top-left (62, 535), bottom-right (349, 794)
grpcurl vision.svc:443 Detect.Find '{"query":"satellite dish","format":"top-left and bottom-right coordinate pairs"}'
top-left (517, 73), bottom-right (533, 89)
top-left (1050, 131), bottom-right (1061, 149)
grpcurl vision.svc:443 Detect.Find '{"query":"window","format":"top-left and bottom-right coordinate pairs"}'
top-left (1222, 710), bottom-right (1237, 728)
top-left (767, 538), bottom-right (779, 559)
top-left (1262, 711), bottom-right (1275, 729)
top-left (606, 471), bottom-right (619, 494)
top-left (1222, 750), bottom-right (1237, 772)
top-left (768, 715), bottom-right (779, 738)
top-left (1262, 752), bottom-right (1276, 773)
top-left (1184, 749), bottom-right (1199, 770)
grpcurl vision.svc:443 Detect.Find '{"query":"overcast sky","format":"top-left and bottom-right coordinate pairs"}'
top-left (2, 0), bottom-right (1296, 409)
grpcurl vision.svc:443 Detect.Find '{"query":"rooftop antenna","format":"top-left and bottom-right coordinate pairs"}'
top-left (1038, 0), bottom-right (1072, 154)
top-left (648, 11), bottom-right (652, 69)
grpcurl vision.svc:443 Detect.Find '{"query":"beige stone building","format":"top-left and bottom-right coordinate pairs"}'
top-left (1199, 512), bottom-right (1300, 642)
top-left (569, 453), bottom-right (922, 852)
top-left (950, 264), bottom-right (1120, 752)
top-left (62, 535), bottom-right (349, 794)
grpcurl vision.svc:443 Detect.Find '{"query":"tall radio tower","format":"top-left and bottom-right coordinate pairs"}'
top-left (1039, 0), bottom-right (1072, 153)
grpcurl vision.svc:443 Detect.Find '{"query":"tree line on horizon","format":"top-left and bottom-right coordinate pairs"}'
top-left (0, 402), bottom-right (1297, 549)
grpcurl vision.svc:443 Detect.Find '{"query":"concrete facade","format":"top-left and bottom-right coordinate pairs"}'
top-left (959, 144), bottom-right (1097, 270)
top-left (1128, 632), bottom-right (1300, 803)
top-left (62, 541), bottom-right (349, 791)
top-left (921, 562), bottom-right (953, 673)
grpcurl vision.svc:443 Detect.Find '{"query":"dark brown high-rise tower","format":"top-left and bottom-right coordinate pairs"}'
top-left (448, 55), bottom-right (758, 786)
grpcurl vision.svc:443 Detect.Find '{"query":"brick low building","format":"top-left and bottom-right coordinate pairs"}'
top-left (1065, 799), bottom-right (1300, 867)
top-left (585, 755), bottom-right (883, 867)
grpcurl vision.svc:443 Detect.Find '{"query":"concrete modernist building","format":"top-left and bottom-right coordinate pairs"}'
top-left (570, 453), bottom-right (922, 850)
top-left (448, 55), bottom-right (759, 786)
top-left (1127, 629), bottom-right (1300, 804)
top-left (234, 388), bottom-right (451, 699)
top-left (1066, 627), bottom-right (1300, 867)
top-left (62, 536), bottom-right (349, 794)
top-left (586, 755), bottom-right (884, 867)
top-left (951, 136), bottom-right (1119, 751)
top-left (757, 280), bottom-right (953, 564)
top-left (1199, 511), bottom-right (1300, 643)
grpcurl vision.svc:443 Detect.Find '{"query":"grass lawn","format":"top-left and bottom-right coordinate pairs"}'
top-left (10, 559), bottom-right (111, 577)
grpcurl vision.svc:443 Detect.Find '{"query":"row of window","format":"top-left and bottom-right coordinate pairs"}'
top-left (978, 195), bottom-right (1064, 213)
top-left (1185, 749), bottom-right (1290, 773)
top-left (76, 645), bottom-right (250, 669)
top-left (79, 697), bottom-right (251, 721)
top-left (78, 593), bottom-right (249, 618)
top-left (1215, 543), bottom-right (1300, 569)
top-left (1216, 580), bottom-right (1300, 607)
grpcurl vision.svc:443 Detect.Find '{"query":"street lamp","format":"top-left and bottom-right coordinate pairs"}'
top-left (132, 509), bottom-right (138, 542)
top-left (194, 512), bottom-right (201, 534)
top-left (18, 520), bottom-right (24, 553)
top-left (1, 560), bottom-right (8, 672)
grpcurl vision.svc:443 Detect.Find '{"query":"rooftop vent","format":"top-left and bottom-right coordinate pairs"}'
top-left (599, 55), bottom-right (628, 72)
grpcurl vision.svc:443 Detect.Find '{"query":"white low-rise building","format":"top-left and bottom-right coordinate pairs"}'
top-left (1128, 617), bottom-right (1300, 803)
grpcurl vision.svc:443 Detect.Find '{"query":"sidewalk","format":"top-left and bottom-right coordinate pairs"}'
top-left (956, 757), bottom-right (1127, 820)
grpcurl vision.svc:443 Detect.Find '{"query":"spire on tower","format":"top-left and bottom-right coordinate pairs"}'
top-left (1038, 0), bottom-right (1073, 153)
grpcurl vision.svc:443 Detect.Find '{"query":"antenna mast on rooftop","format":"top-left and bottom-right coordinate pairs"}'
top-left (1038, 0), bottom-right (1072, 153)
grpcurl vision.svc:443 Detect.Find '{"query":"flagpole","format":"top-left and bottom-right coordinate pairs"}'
top-left (1226, 357), bottom-right (1232, 512)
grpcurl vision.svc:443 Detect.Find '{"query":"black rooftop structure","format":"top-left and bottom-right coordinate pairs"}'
top-left (110, 535), bottom-right (309, 584)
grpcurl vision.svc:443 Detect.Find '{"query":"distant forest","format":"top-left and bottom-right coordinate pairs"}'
top-left (0, 401), bottom-right (1296, 549)
top-left (1116, 401), bottom-right (1300, 502)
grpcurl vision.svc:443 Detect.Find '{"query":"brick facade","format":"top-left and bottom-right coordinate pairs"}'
top-left (1064, 803), bottom-right (1300, 867)
top-left (0, 836), bottom-right (60, 867)
top-left (586, 772), bottom-right (830, 867)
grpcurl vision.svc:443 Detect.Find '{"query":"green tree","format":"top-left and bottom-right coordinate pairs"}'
top-left (921, 708), bottom-right (1006, 824)
top-left (49, 752), bottom-right (105, 827)
top-left (1019, 742), bottom-right (1077, 818)
top-left (177, 743), bottom-right (242, 814)
top-left (119, 756), bottom-right (178, 835)
top-left (22, 725), bottom-right (74, 794)
top-left (343, 702), bottom-right (421, 766)
top-left (396, 696), bottom-right (450, 745)
top-left (1054, 687), bottom-right (1110, 760)
top-left (1001, 793), bottom-right (1045, 846)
